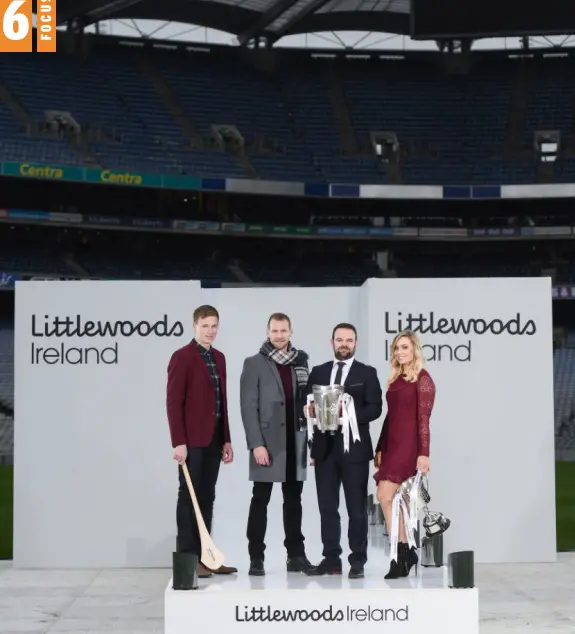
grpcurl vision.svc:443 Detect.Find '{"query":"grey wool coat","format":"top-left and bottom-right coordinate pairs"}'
top-left (240, 353), bottom-right (308, 483)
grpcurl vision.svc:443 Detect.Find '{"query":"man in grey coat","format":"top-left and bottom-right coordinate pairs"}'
top-left (240, 312), bottom-right (313, 576)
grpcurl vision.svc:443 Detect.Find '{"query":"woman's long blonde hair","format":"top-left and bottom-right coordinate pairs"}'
top-left (387, 329), bottom-right (426, 387)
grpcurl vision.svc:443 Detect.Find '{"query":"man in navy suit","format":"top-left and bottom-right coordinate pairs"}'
top-left (305, 323), bottom-right (382, 579)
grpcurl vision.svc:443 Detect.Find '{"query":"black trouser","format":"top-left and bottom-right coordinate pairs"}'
top-left (176, 432), bottom-right (222, 556)
top-left (315, 449), bottom-right (369, 566)
top-left (247, 480), bottom-right (305, 560)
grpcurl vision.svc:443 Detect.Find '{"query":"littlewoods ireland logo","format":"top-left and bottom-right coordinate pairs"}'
top-left (29, 314), bottom-right (184, 365)
top-left (235, 604), bottom-right (409, 623)
top-left (384, 310), bottom-right (537, 363)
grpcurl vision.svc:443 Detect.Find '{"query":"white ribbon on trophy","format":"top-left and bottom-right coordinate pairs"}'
top-left (305, 393), bottom-right (315, 442)
top-left (389, 470), bottom-right (423, 563)
top-left (339, 393), bottom-right (360, 452)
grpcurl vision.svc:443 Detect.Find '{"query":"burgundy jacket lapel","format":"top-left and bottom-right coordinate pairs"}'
top-left (187, 340), bottom-right (212, 385)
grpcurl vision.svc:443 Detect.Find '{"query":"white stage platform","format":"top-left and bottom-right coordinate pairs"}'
top-left (164, 565), bottom-right (479, 634)
top-left (2, 554), bottom-right (575, 633)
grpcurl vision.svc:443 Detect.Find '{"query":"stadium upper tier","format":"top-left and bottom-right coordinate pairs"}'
top-left (0, 45), bottom-right (573, 185)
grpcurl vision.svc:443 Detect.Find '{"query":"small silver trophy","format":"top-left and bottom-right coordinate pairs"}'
top-left (422, 509), bottom-right (451, 538)
top-left (398, 474), bottom-right (451, 538)
top-left (311, 384), bottom-right (344, 434)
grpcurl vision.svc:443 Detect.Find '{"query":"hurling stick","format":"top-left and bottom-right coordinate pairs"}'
top-left (181, 462), bottom-right (225, 570)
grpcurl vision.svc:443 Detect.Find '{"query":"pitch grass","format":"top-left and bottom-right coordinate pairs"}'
top-left (0, 465), bottom-right (13, 559)
top-left (0, 463), bottom-right (574, 559)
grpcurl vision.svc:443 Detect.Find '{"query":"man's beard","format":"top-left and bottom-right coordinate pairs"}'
top-left (335, 348), bottom-right (353, 360)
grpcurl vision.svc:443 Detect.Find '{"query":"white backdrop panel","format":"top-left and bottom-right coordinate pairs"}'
top-left (362, 277), bottom-right (556, 563)
top-left (13, 278), bottom-right (555, 568)
top-left (13, 282), bottom-right (364, 568)
top-left (13, 281), bottom-right (203, 568)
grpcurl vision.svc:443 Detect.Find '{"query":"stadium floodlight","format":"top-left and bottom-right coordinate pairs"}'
top-left (535, 130), bottom-right (560, 163)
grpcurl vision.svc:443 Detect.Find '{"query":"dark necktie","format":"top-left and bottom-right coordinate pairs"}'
top-left (334, 361), bottom-right (345, 386)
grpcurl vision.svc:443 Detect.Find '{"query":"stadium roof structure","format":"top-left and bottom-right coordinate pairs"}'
top-left (50, 0), bottom-right (412, 45)
top-left (37, 0), bottom-right (575, 51)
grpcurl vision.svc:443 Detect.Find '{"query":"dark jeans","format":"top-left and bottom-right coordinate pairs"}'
top-left (247, 480), bottom-right (305, 560)
top-left (176, 434), bottom-right (222, 555)
top-left (315, 449), bottom-right (369, 566)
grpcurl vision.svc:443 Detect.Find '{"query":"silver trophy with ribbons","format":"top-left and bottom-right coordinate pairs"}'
top-left (389, 470), bottom-right (451, 564)
top-left (398, 473), bottom-right (431, 507)
top-left (305, 384), bottom-right (360, 452)
top-left (407, 475), bottom-right (450, 538)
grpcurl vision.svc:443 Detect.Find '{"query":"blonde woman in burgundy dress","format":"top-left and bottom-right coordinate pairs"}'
top-left (374, 330), bottom-right (436, 579)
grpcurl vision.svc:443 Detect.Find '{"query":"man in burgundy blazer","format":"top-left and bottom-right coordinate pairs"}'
top-left (166, 304), bottom-right (237, 578)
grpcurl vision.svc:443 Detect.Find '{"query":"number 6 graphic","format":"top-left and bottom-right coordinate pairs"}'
top-left (3, 0), bottom-right (29, 41)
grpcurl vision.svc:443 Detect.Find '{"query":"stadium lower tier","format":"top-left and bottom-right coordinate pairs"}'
top-left (0, 241), bottom-right (573, 286)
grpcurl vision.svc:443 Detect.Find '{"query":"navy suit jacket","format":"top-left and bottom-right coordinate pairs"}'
top-left (305, 360), bottom-right (383, 463)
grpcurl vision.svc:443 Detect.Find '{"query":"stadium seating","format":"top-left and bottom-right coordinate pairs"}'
top-left (0, 45), bottom-right (572, 185)
top-left (394, 253), bottom-right (539, 278)
top-left (554, 347), bottom-right (575, 457)
top-left (77, 250), bottom-right (238, 283)
top-left (0, 245), bottom-right (383, 286)
top-left (0, 233), bottom-right (563, 284)
top-left (0, 322), bottom-right (13, 408)
top-left (0, 245), bottom-right (77, 277)
top-left (0, 322), bottom-right (14, 461)
top-left (239, 253), bottom-right (382, 286)
top-left (0, 413), bottom-right (12, 464)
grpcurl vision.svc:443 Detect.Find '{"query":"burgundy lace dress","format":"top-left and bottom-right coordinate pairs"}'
top-left (374, 369), bottom-right (436, 485)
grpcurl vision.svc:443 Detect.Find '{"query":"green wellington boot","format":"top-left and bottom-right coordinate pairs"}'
top-left (448, 550), bottom-right (475, 589)
top-left (172, 551), bottom-right (199, 590)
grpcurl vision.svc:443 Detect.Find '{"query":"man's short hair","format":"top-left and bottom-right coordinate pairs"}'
top-left (193, 305), bottom-right (219, 323)
top-left (267, 312), bottom-right (291, 329)
top-left (332, 322), bottom-right (357, 340)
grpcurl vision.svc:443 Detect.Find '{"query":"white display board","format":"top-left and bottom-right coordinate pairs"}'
top-left (13, 281), bottom-right (360, 568)
top-left (165, 583), bottom-right (479, 634)
top-left (12, 277), bottom-right (556, 568)
top-left (13, 281), bottom-right (203, 568)
top-left (362, 277), bottom-right (556, 564)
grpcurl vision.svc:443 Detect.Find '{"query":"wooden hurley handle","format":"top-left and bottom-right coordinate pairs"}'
top-left (181, 462), bottom-right (226, 570)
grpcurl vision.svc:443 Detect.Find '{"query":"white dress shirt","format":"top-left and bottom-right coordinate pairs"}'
top-left (330, 357), bottom-right (355, 386)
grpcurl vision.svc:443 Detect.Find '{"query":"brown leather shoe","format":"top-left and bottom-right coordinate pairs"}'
top-left (197, 563), bottom-right (213, 578)
top-left (206, 563), bottom-right (238, 575)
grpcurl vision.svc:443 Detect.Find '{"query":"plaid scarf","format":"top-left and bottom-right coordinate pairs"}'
top-left (259, 339), bottom-right (309, 388)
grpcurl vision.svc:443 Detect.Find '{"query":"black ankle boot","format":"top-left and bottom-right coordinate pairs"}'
top-left (384, 552), bottom-right (406, 580)
top-left (398, 542), bottom-right (418, 577)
